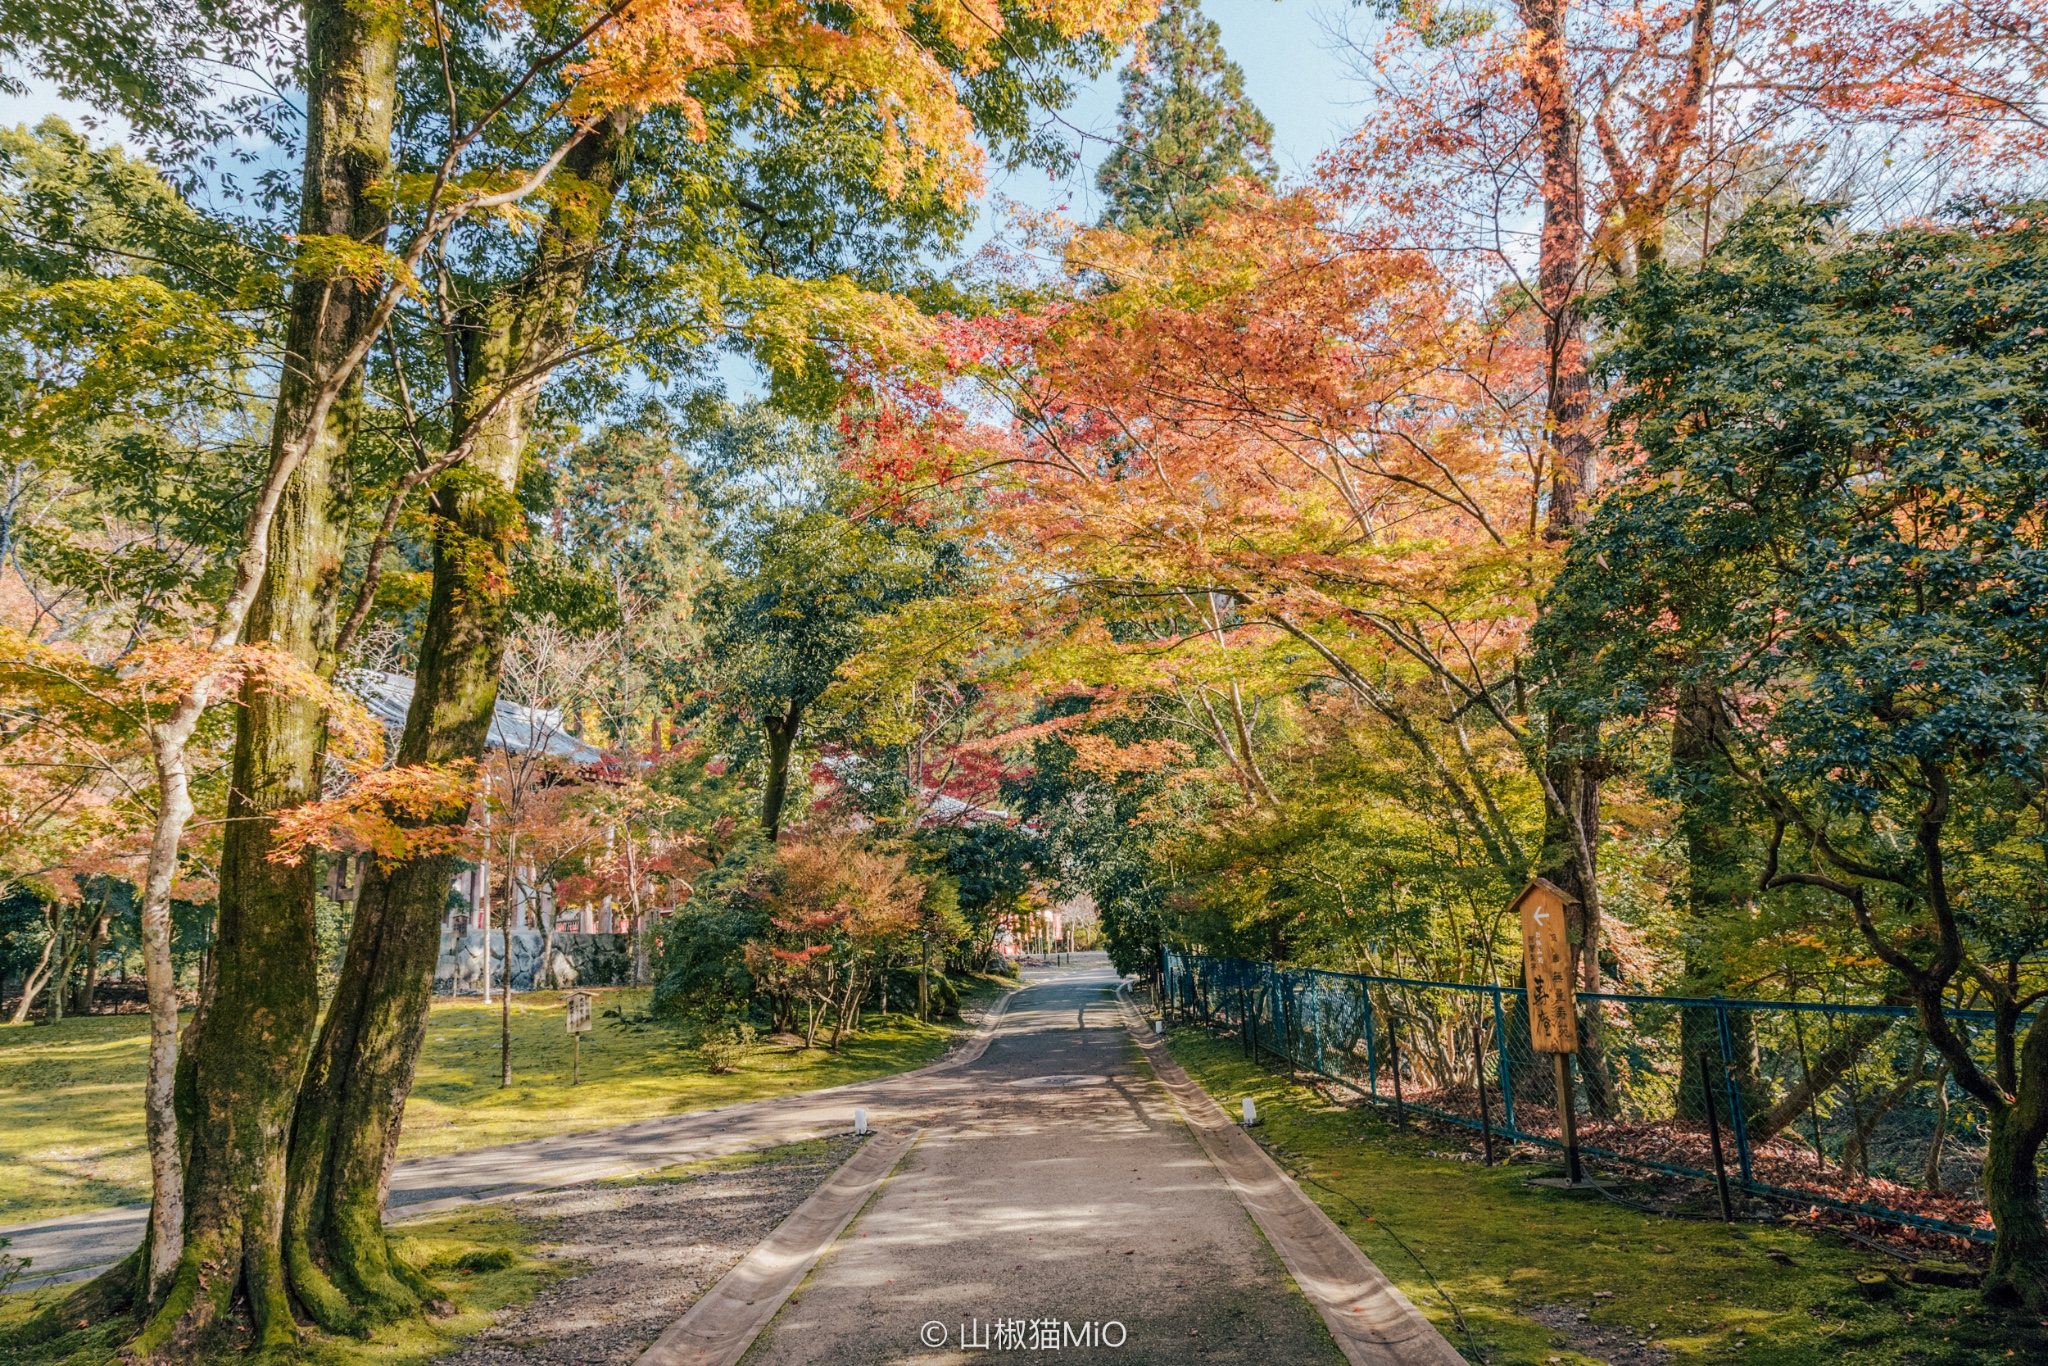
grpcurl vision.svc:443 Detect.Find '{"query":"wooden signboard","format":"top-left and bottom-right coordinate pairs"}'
top-left (1515, 878), bottom-right (1577, 1054)
top-left (565, 990), bottom-right (593, 1086)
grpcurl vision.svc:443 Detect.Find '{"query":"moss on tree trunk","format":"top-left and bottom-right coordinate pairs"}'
top-left (1980, 1018), bottom-right (2048, 1310)
top-left (281, 112), bottom-right (634, 1328)
top-left (130, 0), bottom-right (396, 1354)
top-left (761, 702), bottom-right (802, 840)
top-left (1983, 1104), bottom-right (2048, 1309)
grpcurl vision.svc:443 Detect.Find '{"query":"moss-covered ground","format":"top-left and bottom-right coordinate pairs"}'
top-left (0, 1139), bottom-right (845, 1365)
top-left (1, 980), bottom-right (1009, 1226)
top-left (1166, 1028), bottom-right (2042, 1366)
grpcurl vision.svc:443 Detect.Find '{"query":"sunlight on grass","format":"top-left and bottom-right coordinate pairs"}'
top-left (2, 984), bottom-right (988, 1227)
top-left (396, 988), bottom-right (966, 1160)
top-left (0, 1014), bottom-right (159, 1224)
top-left (1164, 1029), bottom-right (2037, 1366)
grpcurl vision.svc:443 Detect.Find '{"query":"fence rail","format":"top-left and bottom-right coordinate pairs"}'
top-left (1161, 952), bottom-right (2015, 1245)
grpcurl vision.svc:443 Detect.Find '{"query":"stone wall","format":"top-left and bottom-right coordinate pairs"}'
top-left (433, 930), bottom-right (635, 994)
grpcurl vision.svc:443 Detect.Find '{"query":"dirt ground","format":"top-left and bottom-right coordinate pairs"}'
top-left (431, 1136), bottom-right (862, 1366)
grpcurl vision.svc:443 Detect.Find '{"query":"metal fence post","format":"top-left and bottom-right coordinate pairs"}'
top-left (1310, 974), bottom-right (1324, 1074)
top-left (1289, 973), bottom-right (1301, 1068)
top-left (1490, 986), bottom-right (1516, 1136)
top-left (1700, 1047), bottom-right (1736, 1221)
top-left (1275, 966), bottom-right (1289, 1065)
top-left (1390, 1013), bottom-right (1406, 1128)
top-left (1474, 1024), bottom-right (1496, 1166)
top-left (1363, 981), bottom-right (1379, 1096)
top-left (1288, 974), bottom-right (1301, 1067)
top-left (1714, 996), bottom-right (1754, 1185)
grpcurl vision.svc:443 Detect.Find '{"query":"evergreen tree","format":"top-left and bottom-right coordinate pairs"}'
top-left (1095, 0), bottom-right (1277, 232)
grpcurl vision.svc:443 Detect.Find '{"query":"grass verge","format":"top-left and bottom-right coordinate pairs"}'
top-left (1164, 1028), bottom-right (2042, 1366)
top-left (0, 1138), bottom-right (844, 1365)
top-left (394, 987), bottom-right (978, 1160)
top-left (2, 977), bottom-right (1009, 1227)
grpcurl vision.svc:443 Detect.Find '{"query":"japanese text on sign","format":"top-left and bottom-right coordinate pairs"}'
top-left (1517, 880), bottom-right (1577, 1054)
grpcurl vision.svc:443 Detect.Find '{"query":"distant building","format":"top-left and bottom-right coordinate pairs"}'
top-left (338, 670), bottom-right (611, 943)
top-left (349, 670), bottom-right (608, 766)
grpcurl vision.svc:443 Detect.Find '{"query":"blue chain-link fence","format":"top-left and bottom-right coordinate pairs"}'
top-left (1162, 951), bottom-right (2015, 1244)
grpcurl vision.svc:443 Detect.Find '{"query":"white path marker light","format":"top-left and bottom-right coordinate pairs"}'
top-left (1154, 1020), bottom-right (1164, 1036)
top-left (1241, 1098), bottom-right (1257, 1127)
top-left (854, 1107), bottom-right (869, 1135)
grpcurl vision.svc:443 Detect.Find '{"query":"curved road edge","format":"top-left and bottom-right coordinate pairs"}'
top-left (0, 985), bottom-right (1023, 1295)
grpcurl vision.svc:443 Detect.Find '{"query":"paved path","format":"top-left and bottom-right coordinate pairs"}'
top-left (0, 984), bottom-right (1025, 1293)
top-left (7, 961), bottom-right (1461, 1366)
top-left (734, 968), bottom-right (1353, 1365)
top-left (1121, 989), bottom-right (1465, 1366)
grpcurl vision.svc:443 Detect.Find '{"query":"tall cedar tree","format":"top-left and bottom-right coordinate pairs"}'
top-left (1094, 0), bottom-right (1275, 232)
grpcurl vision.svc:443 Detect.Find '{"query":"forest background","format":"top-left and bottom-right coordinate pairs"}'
top-left (4, 0), bottom-right (2048, 1353)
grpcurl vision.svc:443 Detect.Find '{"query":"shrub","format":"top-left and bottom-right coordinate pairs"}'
top-left (700, 1021), bottom-right (757, 1073)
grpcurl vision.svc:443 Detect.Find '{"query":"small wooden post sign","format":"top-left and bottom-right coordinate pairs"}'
top-left (1513, 878), bottom-right (1585, 1184)
top-left (1515, 879), bottom-right (1577, 1053)
top-left (565, 990), bottom-right (593, 1086)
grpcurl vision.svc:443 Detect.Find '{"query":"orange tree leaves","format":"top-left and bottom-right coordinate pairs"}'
top-left (531, 0), bottom-right (1159, 209)
top-left (854, 194), bottom-right (1545, 694)
top-left (266, 762), bottom-right (482, 868)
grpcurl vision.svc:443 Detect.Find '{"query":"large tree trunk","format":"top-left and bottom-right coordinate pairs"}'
top-left (1669, 683), bottom-right (1765, 1120)
top-left (282, 112), bottom-right (635, 1331)
top-left (1518, 0), bottom-right (1615, 1120)
top-left (1518, 0), bottom-right (1594, 546)
top-left (1982, 1027), bottom-right (2048, 1309)
top-left (130, 1), bottom-right (397, 1352)
top-left (1535, 716), bottom-right (1615, 1116)
top-left (45, 901), bottom-right (74, 1023)
top-left (71, 897), bottom-right (110, 1015)
top-left (761, 701), bottom-right (802, 840)
top-left (1746, 1009), bottom-right (1897, 1145)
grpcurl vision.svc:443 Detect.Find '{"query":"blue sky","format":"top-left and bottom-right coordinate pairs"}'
top-left (983, 0), bottom-right (1364, 223)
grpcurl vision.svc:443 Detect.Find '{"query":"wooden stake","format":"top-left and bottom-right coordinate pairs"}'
top-left (1554, 1051), bottom-right (1582, 1184)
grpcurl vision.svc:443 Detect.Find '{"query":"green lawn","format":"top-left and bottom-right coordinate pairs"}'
top-left (1, 984), bottom-right (999, 1227)
top-left (0, 1012), bottom-right (160, 1226)
top-left (1165, 1029), bottom-right (2038, 1366)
